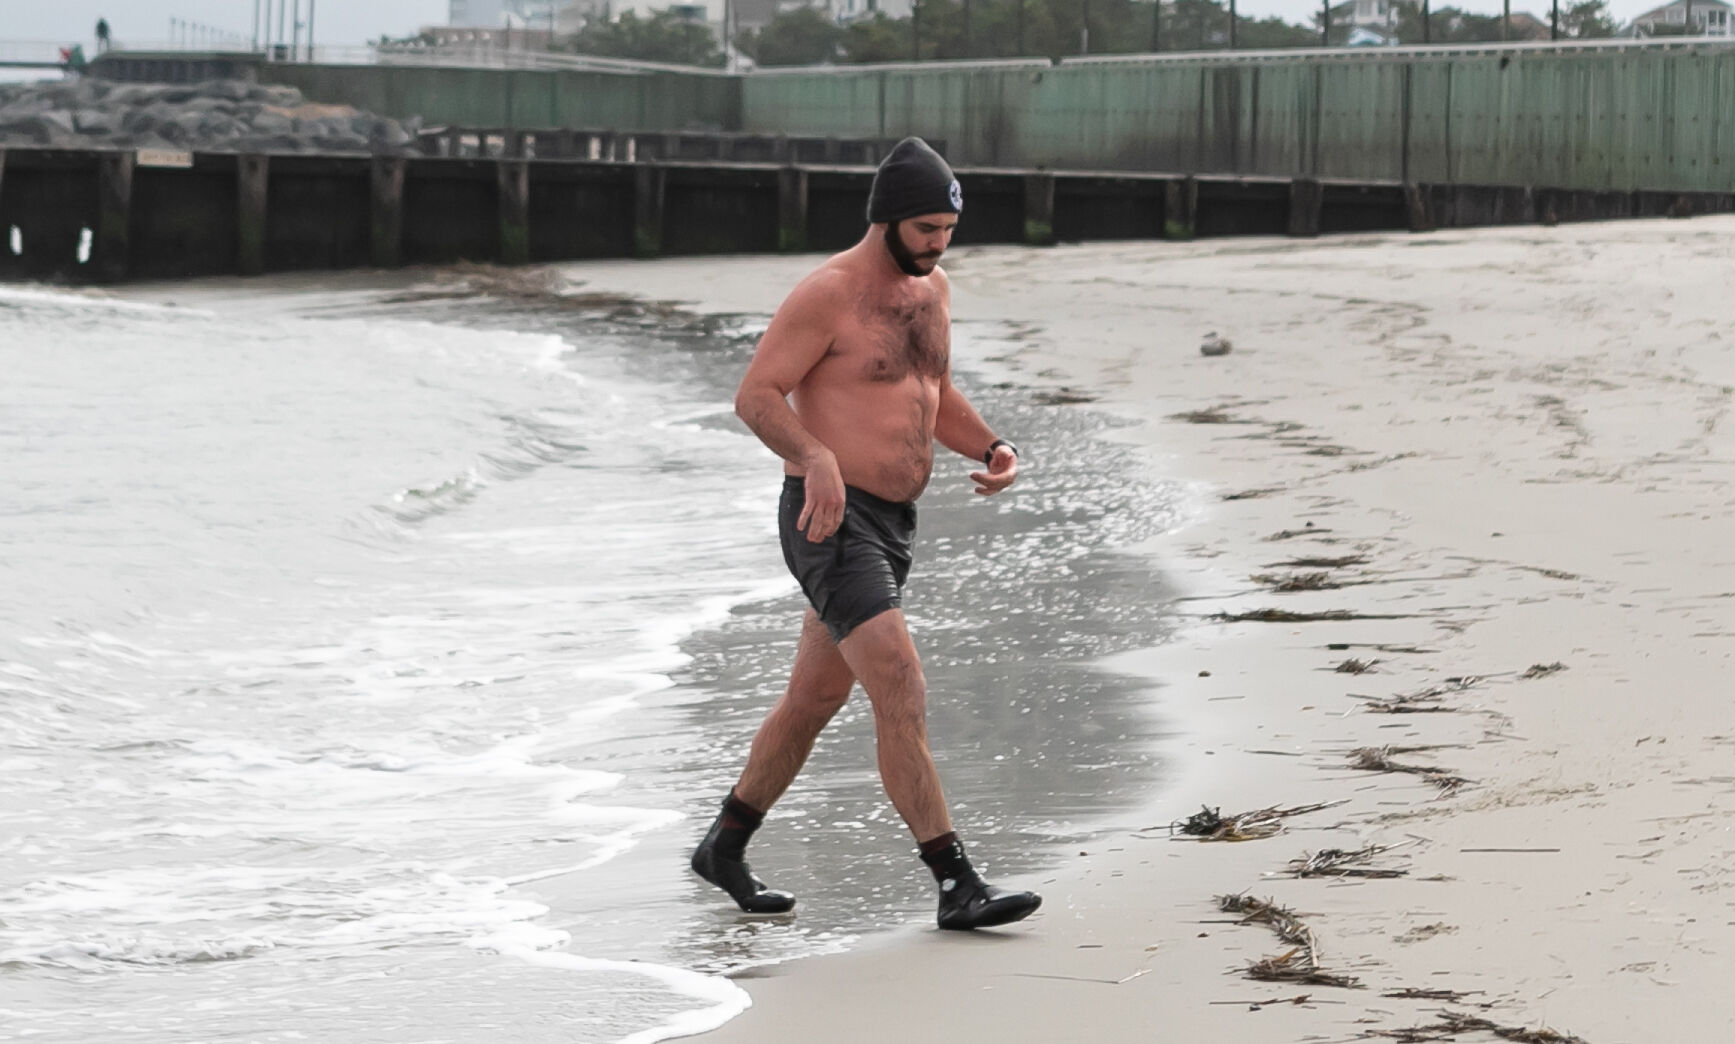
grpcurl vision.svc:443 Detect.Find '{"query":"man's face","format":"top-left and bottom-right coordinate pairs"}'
top-left (884, 214), bottom-right (958, 276)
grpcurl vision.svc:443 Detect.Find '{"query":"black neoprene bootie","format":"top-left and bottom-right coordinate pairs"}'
top-left (690, 792), bottom-right (796, 914)
top-left (920, 836), bottom-right (1042, 931)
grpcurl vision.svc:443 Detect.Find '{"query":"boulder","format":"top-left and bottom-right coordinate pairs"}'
top-left (249, 109), bottom-right (293, 136)
top-left (192, 79), bottom-right (250, 103)
top-left (71, 108), bottom-right (116, 135)
top-left (249, 84), bottom-right (303, 107)
top-left (0, 111), bottom-right (76, 145)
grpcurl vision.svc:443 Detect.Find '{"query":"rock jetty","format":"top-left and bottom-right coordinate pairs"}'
top-left (0, 77), bottom-right (422, 154)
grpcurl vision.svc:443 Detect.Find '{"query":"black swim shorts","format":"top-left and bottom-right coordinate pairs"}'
top-left (778, 475), bottom-right (916, 643)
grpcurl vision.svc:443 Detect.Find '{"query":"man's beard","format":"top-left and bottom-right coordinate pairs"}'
top-left (884, 222), bottom-right (939, 276)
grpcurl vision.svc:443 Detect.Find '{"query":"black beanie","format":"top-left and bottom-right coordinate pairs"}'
top-left (866, 137), bottom-right (962, 225)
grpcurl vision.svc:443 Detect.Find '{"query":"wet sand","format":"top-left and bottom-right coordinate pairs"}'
top-left (558, 217), bottom-right (1735, 1043)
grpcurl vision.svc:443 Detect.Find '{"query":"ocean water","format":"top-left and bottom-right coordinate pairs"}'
top-left (0, 273), bottom-right (1184, 1043)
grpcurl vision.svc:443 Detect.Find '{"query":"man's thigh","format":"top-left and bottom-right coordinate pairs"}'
top-left (835, 609), bottom-right (924, 700)
top-left (786, 609), bottom-right (855, 702)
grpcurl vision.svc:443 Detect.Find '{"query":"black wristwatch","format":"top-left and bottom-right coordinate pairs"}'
top-left (984, 438), bottom-right (1019, 465)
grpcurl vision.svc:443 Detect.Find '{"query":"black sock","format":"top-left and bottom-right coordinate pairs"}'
top-left (711, 790), bottom-right (765, 861)
top-left (918, 831), bottom-right (972, 884)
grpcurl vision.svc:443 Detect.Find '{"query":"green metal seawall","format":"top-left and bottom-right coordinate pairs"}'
top-left (741, 44), bottom-right (1735, 193)
top-left (264, 63), bottom-right (741, 132)
top-left (93, 43), bottom-right (1735, 193)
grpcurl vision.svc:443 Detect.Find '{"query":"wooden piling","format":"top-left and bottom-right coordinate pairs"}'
top-left (1164, 176), bottom-right (1197, 240)
top-left (1023, 173), bottom-right (1056, 246)
top-left (1405, 182), bottom-right (1435, 231)
top-left (634, 164), bottom-right (666, 259)
top-left (237, 154), bottom-right (269, 276)
top-left (1287, 177), bottom-right (1323, 237)
top-left (777, 165), bottom-right (808, 253)
top-left (370, 157), bottom-right (405, 268)
top-left (94, 151), bottom-right (134, 283)
top-left (498, 159), bottom-right (530, 265)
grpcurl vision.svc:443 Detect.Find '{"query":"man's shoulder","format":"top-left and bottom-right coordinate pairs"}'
top-left (785, 258), bottom-right (861, 310)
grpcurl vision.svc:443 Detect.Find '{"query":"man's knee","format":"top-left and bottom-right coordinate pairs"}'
top-left (794, 677), bottom-right (852, 719)
top-left (863, 656), bottom-right (927, 728)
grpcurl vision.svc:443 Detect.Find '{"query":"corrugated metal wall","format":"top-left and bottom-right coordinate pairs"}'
top-left (256, 44), bottom-right (1735, 192)
top-left (266, 63), bottom-right (739, 132)
top-left (743, 43), bottom-right (1735, 192)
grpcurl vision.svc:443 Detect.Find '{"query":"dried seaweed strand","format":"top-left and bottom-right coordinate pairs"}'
top-left (1336, 658), bottom-right (1381, 674)
top-left (1286, 844), bottom-right (1407, 879)
top-left (1353, 691), bottom-right (1454, 714)
top-left (1364, 1011), bottom-right (1591, 1044)
top-left (1272, 555), bottom-right (1370, 569)
top-left (1251, 571), bottom-right (1342, 592)
top-left (1380, 988), bottom-right (1484, 1002)
top-left (1169, 801), bottom-right (1342, 842)
top-left (1218, 895), bottom-right (1363, 989)
top-left (1347, 746), bottom-right (1472, 793)
top-left (1212, 608), bottom-right (1414, 623)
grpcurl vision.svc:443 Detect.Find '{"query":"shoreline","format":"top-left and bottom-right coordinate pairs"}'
top-left (91, 263), bottom-right (1192, 1041)
top-left (84, 216), bottom-right (1735, 1042)
top-left (552, 219), bottom-right (1735, 1043)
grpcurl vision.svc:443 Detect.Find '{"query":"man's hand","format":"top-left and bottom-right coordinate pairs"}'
top-left (969, 445), bottom-right (1019, 496)
top-left (798, 450), bottom-right (847, 542)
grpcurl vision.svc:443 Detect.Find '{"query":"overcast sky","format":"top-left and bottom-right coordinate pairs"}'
top-left (6, 0), bottom-right (1664, 49)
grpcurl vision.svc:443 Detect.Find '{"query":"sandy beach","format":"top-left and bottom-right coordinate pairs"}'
top-left (549, 216), bottom-right (1735, 1044)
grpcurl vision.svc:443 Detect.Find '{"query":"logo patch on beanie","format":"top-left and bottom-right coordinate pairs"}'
top-left (948, 179), bottom-right (963, 212)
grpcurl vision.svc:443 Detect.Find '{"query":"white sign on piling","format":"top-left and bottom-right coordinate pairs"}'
top-left (136, 150), bottom-right (195, 169)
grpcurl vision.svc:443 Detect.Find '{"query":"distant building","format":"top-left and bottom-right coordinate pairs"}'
top-left (1504, 12), bottom-right (1552, 39)
top-left (449, 0), bottom-right (563, 28)
top-left (1630, 0), bottom-right (1734, 36)
top-left (729, 0), bottom-right (910, 34)
top-left (421, 24), bottom-right (558, 48)
top-left (1330, 0), bottom-right (1397, 35)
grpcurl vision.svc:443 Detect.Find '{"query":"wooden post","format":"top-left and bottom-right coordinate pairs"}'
top-left (237, 154), bottom-right (269, 276)
top-left (777, 165), bottom-right (808, 253)
top-left (446, 126), bottom-right (463, 157)
top-left (1286, 177), bottom-right (1322, 237)
top-left (95, 151), bottom-right (134, 283)
top-left (1163, 176), bottom-right (1197, 240)
top-left (370, 156), bottom-right (405, 268)
top-left (634, 164), bottom-right (666, 259)
top-left (1405, 183), bottom-right (1435, 231)
top-left (1023, 172), bottom-right (1056, 246)
top-left (497, 158), bottom-right (530, 265)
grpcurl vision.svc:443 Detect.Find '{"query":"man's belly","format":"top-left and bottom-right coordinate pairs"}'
top-left (790, 384), bottom-right (939, 503)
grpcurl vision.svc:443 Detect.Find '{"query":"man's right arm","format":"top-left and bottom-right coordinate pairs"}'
top-left (734, 273), bottom-right (847, 542)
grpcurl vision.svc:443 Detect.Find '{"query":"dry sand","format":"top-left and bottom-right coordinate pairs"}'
top-left (555, 217), bottom-right (1735, 1044)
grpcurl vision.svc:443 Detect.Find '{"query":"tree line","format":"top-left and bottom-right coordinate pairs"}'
top-left (557, 0), bottom-right (1617, 68)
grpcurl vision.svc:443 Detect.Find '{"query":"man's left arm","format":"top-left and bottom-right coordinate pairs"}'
top-left (930, 269), bottom-right (1018, 496)
top-left (935, 377), bottom-right (1018, 496)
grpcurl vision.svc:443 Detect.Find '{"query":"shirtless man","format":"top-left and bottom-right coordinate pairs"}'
top-left (691, 137), bottom-right (1041, 931)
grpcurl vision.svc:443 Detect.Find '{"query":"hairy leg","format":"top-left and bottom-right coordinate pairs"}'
top-left (733, 609), bottom-right (856, 812)
top-left (836, 609), bottom-right (953, 842)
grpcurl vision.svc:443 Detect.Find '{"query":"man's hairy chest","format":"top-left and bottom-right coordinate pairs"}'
top-left (831, 294), bottom-right (949, 384)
